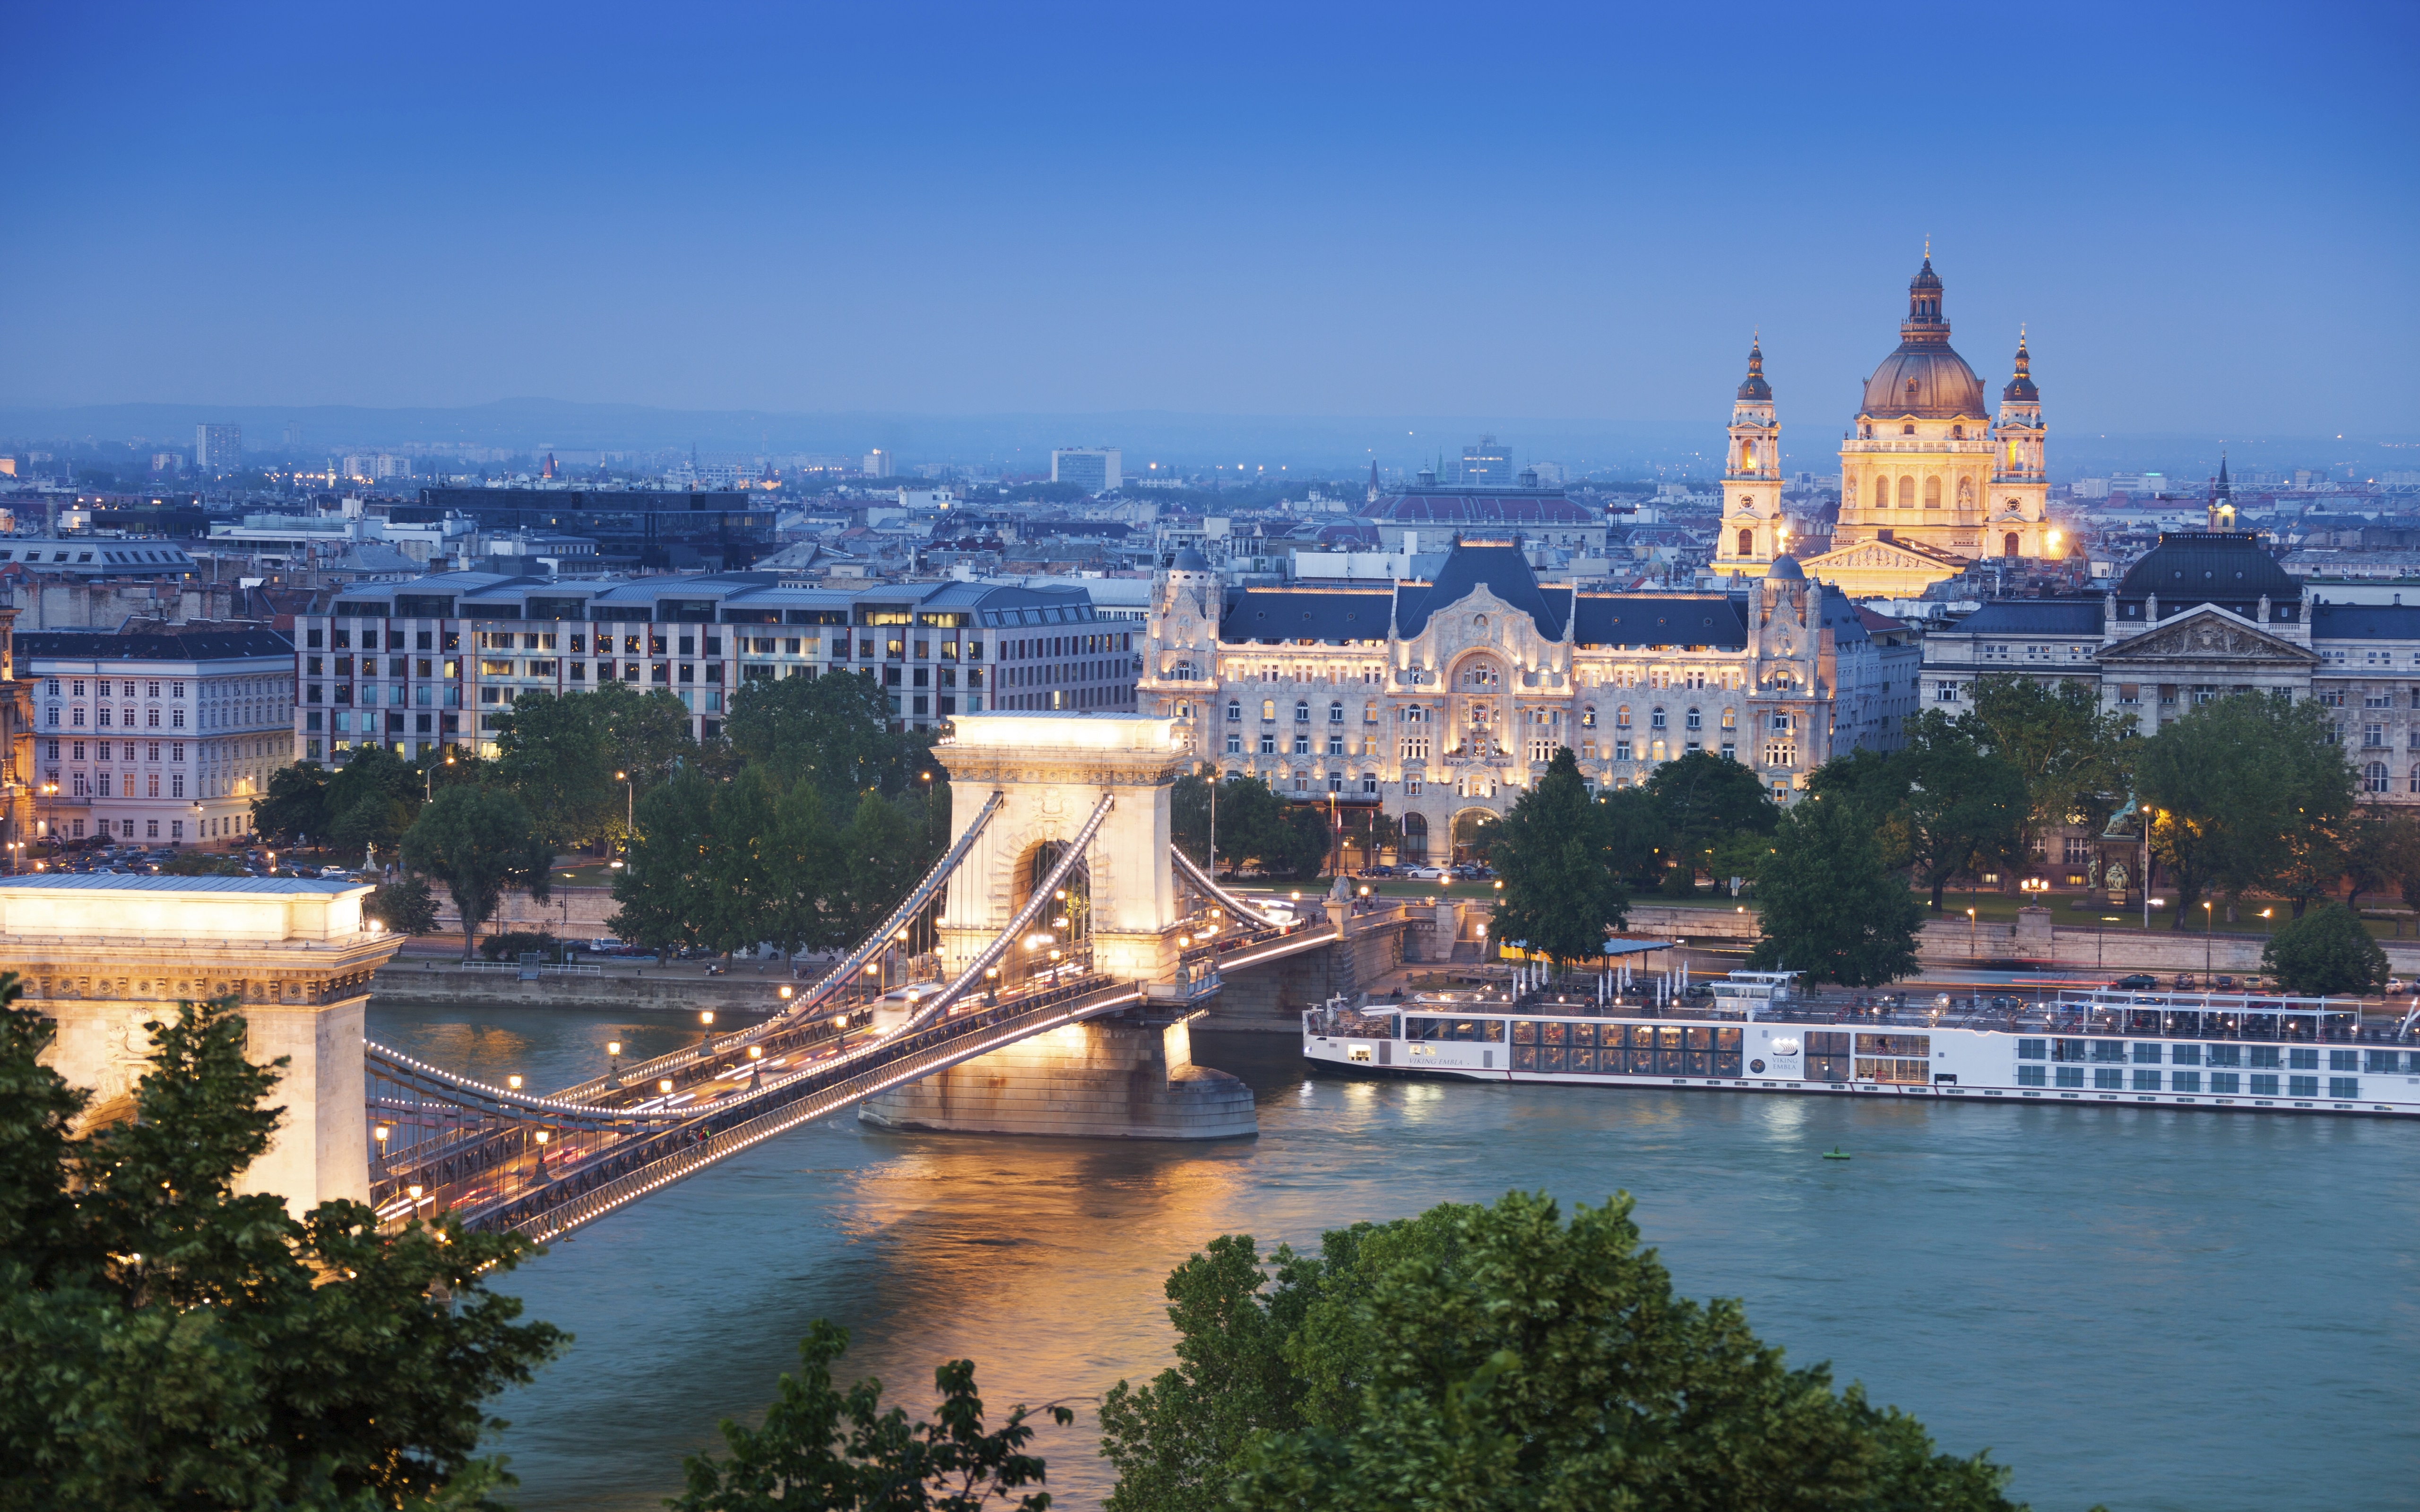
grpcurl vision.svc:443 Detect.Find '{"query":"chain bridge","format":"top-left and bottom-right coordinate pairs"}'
top-left (361, 713), bottom-right (1417, 1242)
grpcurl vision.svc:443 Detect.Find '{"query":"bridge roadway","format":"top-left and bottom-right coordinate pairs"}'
top-left (369, 899), bottom-right (1376, 1242)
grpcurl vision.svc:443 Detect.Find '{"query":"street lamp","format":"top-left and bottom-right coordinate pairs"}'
top-left (605, 1039), bottom-right (623, 1088)
top-left (699, 1009), bottom-right (715, 1052)
top-left (1966, 906), bottom-right (1977, 956)
top-left (2204, 901), bottom-right (2214, 984)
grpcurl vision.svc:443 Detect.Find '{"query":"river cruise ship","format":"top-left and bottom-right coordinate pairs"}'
top-left (1302, 982), bottom-right (2420, 1117)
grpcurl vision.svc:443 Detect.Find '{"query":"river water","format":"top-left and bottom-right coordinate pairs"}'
top-left (367, 1002), bottom-right (2420, 1512)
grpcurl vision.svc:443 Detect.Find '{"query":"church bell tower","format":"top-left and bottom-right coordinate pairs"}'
top-left (1715, 337), bottom-right (1783, 575)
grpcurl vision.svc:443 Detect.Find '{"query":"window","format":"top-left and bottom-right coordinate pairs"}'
top-left (2094, 1068), bottom-right (2124, 1089)
top-left (2133, 1069), bottom-right (2161, 1091)
top-left (1328, 701), bottom-right (1344, 722)
top-left (2367, 762), bottom-right (2390, 792)
top-left (1294, 700), bottom-right (1310, 723)
top-left (1650, 707), bottom-right (1666, 730)
top-left (2055, 1065), bottom-right (2084, 1087)
top-left (1226, 732), bottom-right (1242, 754)
top-left (2329, 1077), bottom-right (2360, 1100)
top-left (2017, 1039), bottom-right (2046, 1060)
top-left (1935, 681), bottom-right (1962, 702)
top-left (1262, 699), bottom-right (1276, 722)
top-left (2017, 1065), bottom-right (2047, 1086)
top-left (1259, 732), bottom-right (1275, 754)
top-left (2288, 1075), bottom-right (2318, 1099)
top-left (2170, 1071), bottom-right (2201, 1093)
top-left (2249, 1074), bottom-right (2279, 1097)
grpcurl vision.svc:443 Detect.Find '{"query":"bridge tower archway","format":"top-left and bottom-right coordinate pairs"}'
top-left (937, 713), bottom-right (1191, 988)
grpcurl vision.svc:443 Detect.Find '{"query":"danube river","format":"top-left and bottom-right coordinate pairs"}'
top-left (369, 1002), bottom-right (2420, 1512)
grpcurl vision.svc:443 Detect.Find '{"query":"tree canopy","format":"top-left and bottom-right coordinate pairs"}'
top-left (1490, 748), bottom-right (1631, 971)
top-left (490, 682), bottom-right (696, 852)
top-left (0, 978), bottom-right (562, 1507)
top-left (670, 1320), bottom-right (1071, 1512)
top-left (2137, 694), bottom-right (2355, 928)
top-left (1748, 793), bottom-right (1926, 986)
top-left (398, 783), bottom-right (554, 957)
top-left (2261, 902), bottom-right (2389, 995)
top-left (1964, 676), bottom-right (2136, 864)
top-left (1100, 1190), bottom-right (2029, 1512)
top-left (1642, 748), bottom-right (1776, 874)
top-left (1893, 711), bottom-right (2030, 911)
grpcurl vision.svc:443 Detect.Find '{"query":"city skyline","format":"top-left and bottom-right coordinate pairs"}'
top-left (2, 3), bottom-right (2413, 440)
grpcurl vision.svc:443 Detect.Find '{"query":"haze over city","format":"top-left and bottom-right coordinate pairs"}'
top-left (5, 1), bottom-right (2414, 473)
top-left (7, 9), bottom-right (2420, 1512)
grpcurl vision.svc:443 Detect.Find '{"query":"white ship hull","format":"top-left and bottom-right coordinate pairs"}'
top-left (1302, 997), bottom-right (2420, 1117)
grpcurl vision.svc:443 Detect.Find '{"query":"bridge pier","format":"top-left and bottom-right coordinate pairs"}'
top-left (858, 1013), bottom-right (1254, 1140)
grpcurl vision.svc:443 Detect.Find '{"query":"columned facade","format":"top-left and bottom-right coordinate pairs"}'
top-left (1139, 541), bottom-right (1914, 863)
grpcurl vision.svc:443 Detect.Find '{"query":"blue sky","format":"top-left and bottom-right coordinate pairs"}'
top-left (5, 1), bottom-right (2414, 443)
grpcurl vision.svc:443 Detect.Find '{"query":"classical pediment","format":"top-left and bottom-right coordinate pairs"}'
top-left (2098, 607), bottom-right (2316, 665)
top-left (1798, 538), bottom-right (1966, 572)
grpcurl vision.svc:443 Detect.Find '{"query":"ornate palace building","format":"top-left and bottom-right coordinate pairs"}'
top-left (1717, 255), bottom-right (2054, 597)
top-left (1138, 540), bottom-right (1919, 863)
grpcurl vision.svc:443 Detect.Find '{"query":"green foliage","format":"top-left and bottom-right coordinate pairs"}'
top-left (1490, 748), bottom-right (1630, 971)
top-left (399, 783), bottom-right (554, 957)
top-left (2260, 902), bottom-right (2389, 995)
top-left (1172, 773), bottom-right (1214, 867)
top-left (1642, 748), bottom-right (1778, 859)
top-left (1102, 1191), bottom-right (2027, 1512)
top-left (479, 929), bottom-right (563, 962)
top-left (670, 1319), bottom-right (1072, 1512)
top-left (1894, 711), bottom-right (2030, 911)
top-left (609, 762), bottom-right (946, 959)
top-left (1964, 676), bottom-right (2137, 860)
top-left (1185, 775), bottom-right (1326, 879)
top-left (491, 682), bottom-right (697, 851)
top-left (2139, 694), bottom-right (2356, 928)
top-left (1452, 808), bottom-right (1500, 864)
top-left (249, 760), bottom-right (330, 845)
top-left (324, 745), bottom-right (425, 858)
top-left (723, 670), bottom-right (934, 806)
top-left (1593, 785), bottom-right (1670, 885)
top-left (1749, 795), bottom-right (1926, 986)
top-left (367, 874), bottom-right (442, 936)
top-left (160, 849), bottom-right (248, 876)
top-left (0, 977), bottom-right (564, 1508)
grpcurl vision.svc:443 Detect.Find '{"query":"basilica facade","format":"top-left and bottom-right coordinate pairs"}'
top-left (1136, 540), bottom-right (1918, 863)
top-left (1717, 257), bottom-right (2054, 598)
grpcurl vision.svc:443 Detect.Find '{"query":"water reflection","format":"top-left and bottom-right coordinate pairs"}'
top-left (369, 1005), bottom-right (2420, 1512)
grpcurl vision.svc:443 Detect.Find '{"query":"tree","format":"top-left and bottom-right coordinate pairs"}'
top-left (1748, 795), bottom-right (1926, 986)
top-left (0, 979), bottom-right (563, 1507)
top-left (399, 784), bottom-right (555, 957)
top-left (366, 874), bottom-right (443, 936)
top-left (1491, 748), bottom-right (1629, 973)
top-left (671, 1320), bottom-right (1071, 1512)
top-left (1594, 784), bottom-right (1670, 886)
top-left (323, 745), bottom-right (424, 860)
top-left (609, 765), bottom-right (723, 958)
top-left (1964, 676), bottom-right (2136, 866)
top-left (1101, 1192), bottom-right (2025, 1512)
top-left (491, 688), bottom-right (620, 850)
top-left (1172, 773), bottom-right (1215, 868)
top-left (1643, 748), bottom-right (1778, 864)
top-left (249, 760), bottom-right (330, 845)
top-left (2261, 902), bottom-right (2389, 995)
top-left (724, 670), bottom-right (933, 806)
top-left (1896, 711), bottom-right (2029, 911)
top-left (2138, 694), bottom-right (2355, 928)
top-left (2342, 807), bottom-right (2415, 913)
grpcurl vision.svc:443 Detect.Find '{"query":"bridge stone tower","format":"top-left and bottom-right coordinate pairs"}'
top-left (867, 712), bottom-right (1255, 1140)
top-left (0, 875), bottom-right (402, 1216)
top-left (934, 712), bottom-right (1189, 988)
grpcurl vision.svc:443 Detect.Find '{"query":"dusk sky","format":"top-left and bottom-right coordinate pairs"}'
top-left (6, 1), bottom-right (2414, 442)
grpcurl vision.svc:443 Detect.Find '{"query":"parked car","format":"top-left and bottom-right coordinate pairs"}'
top-left (1402, 865), bottom-right (1445, 880)
top-left (2387, 977), bottom-right (2408, 996)
top-left (2111, 974), bottom-right (2158, 990)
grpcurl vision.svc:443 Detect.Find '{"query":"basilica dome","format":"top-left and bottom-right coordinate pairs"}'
top-left (1861, 345), bottom-right (1985, 420)
top-left (1857, 256), bottom-right (1987, 421)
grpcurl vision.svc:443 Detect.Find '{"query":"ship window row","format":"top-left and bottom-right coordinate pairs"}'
top-left (2016, 1065), bottom-right (2360, 1099)
top-left (1511, 1022), bottom-right (1743, 1051)
top-left (2021, 1039), bottom-right (2363, 1070)
top-left (1512, 1044), bottom-right (1745, 1078)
